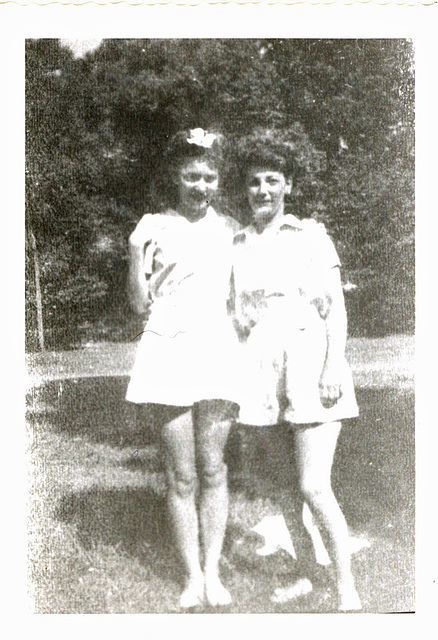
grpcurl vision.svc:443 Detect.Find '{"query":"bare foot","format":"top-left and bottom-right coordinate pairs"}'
top-left (338, 581), bottom-right (362, 612)
top-left (205, 575), bottom-right (232, 607)
top-left (179, 577), bottom-right (205, 609)
top-left (270, 578), bottom-right (313, 604)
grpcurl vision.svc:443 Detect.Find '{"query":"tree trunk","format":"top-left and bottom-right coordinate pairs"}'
top-left (28, 228), bottom-right (45, 351)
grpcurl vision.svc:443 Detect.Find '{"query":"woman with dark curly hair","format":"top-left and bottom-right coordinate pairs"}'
top-left (126, 129), bottom-right (239, 609)
top-left (229, 129), bottom-right (362, 611)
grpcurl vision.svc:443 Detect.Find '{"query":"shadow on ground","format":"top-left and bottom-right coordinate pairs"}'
top-left (27, 376), bottom-right (157, 447)
top-left (28, 375), bottom-right (415, 612)
top-left (27, 375), bottom-right (415, 542)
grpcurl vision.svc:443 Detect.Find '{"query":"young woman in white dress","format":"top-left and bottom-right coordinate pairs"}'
top-left (229, 130), bottom-right (362, 611)
top-left (126, 129), bottom-right (239, 609)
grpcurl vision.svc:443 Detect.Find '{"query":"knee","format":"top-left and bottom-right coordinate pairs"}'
top-left (199, 458), bottom-right (227, 489)
top-left (299, 480), bottom-right (331, 506)
top-left (168, 469), bottom-right (197, 498)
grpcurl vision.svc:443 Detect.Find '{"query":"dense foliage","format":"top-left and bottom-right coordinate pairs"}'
top-left (25, 38), bottom-right (414, 350)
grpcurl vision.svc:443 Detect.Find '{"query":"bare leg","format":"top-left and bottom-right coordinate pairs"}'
top-left (161, 408), bottom-right (204, 608)
top-left (195, 400), bottom-right (234, 606)
top-left (293, 421), bottom-right (362, 611)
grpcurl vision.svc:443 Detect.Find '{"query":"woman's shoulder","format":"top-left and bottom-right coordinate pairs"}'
top-left (298, 217), bottom-right (327, 234)
top-left (137, 211), bottom-right (182, 229)
top-left (300, 219), bottom-right (340, 266)
top-left (129, 212), bottom-right (174, 246)
top-left (133, 212), bottom-right (165, 226)
top-left (299, 218), bottom-right (334, 245)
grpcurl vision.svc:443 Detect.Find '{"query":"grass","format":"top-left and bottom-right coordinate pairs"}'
top-left (26, 335), bottom-right (414, 614)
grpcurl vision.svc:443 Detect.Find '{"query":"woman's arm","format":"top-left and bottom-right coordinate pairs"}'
top-left (319, 266), bottom-right (348, 407)
top-left (127, 218), bottom-right (152, 316)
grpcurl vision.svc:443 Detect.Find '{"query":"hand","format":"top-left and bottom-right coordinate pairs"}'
top-left (319, 361), bottom-right (343, 408)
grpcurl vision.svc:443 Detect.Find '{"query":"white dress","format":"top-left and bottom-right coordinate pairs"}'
top-left (126, 207), bottom-right (240, 407)
top-left (230, 214), bottom-right (359, 426)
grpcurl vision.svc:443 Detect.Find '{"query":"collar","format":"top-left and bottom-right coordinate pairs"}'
top-left (235, 214), bottom-right (304, 242)
top-left (276, 214), bottom-right (304, 230)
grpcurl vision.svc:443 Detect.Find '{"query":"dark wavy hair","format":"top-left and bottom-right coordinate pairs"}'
top-left (225, 125), bottom-right (326, 223)
top-left (233, 128), bottom-right (306, 180)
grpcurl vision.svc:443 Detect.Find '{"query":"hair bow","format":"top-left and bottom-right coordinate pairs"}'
top-left (187, 128), bottom-right (217, 149)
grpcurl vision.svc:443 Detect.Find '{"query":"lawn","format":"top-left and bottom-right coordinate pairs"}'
top-left (26, 335), bottom-right (414, 614)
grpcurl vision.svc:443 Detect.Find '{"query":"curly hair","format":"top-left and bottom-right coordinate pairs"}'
top-left (222, 125), bottom-right (326, 223)
top-left (233, 128), bottom-right (303, 181)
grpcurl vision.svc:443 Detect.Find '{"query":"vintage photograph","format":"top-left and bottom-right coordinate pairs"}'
top-left (25, 37), bottom-right (415, 614)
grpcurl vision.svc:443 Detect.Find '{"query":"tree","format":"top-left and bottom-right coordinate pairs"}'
top-left (25, 38), bottom-right (414, 349)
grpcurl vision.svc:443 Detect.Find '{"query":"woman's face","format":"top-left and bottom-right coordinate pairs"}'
top-left (246, 167), bottom-right (292, 227)
top-left (175, 158), bottom-right (219, 219)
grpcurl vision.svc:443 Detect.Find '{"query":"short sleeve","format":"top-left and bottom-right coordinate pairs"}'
top-left (304, 220), bottom-right (341, 270)
top-left (301, 221), bottom-right (342, 319)
top-left (130, 214), bottom-right (158, 276)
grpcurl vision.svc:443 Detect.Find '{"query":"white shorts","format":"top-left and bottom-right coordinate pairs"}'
top-left (237, 313), bottom-right (359, 426)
